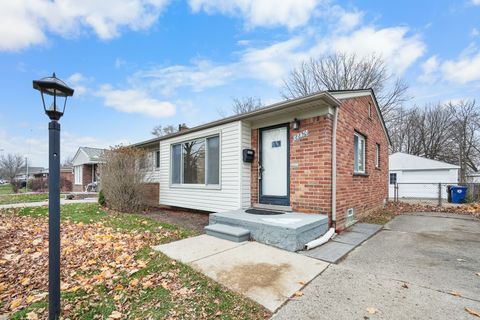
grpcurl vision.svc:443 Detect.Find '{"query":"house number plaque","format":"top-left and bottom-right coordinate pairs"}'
top-left (293, 129), bottom-right (309, 142)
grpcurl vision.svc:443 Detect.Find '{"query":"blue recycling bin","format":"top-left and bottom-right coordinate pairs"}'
top-left (450, 186), bottom-right (468, 204)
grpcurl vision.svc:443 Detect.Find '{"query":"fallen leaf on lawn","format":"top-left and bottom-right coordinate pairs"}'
top-left (476, 272), bottom-right (480, 277)
top-left (10, 298), bottom-right (22, 310)
top-left (26, 311), bottom-right (39, 320)
top-left (294, 291), bottom-right (303, 297)
top-left (465, 307), bottom-right (480, 317)
top-left (298, 281), bottom-right (305, 285)
top-left (449, 291), bottom-right (462, 297)
top-left (401, 283), bottom-right (409, 289)
top-left (129, 278), bottom-right (139, 287)
top-left (142, 280), bottom-right (154, 289)
top-left (366, 307), bottom-right (380, 314)
top-left (32, 238), bottom-right (42, 246)
top-left (108, 310), bottom-right (123, 319)
top-left (457, 258), bottom-right (466, 262)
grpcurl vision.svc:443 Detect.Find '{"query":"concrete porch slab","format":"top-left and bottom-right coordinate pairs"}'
top-left (209, 210), bottom-right (328, 251)
top-left (191, 241), bottom-right (329, 312)
top-left (152, 234), bottom-right (245, 263)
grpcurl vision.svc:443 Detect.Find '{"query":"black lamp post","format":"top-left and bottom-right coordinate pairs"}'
top-left (33, 73), bottom-right (74, 320)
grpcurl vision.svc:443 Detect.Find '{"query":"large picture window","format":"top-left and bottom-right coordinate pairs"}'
top-left (171, 135), bottom-right (220, 186)
top-left (354, 132), bottom-right (366, 174)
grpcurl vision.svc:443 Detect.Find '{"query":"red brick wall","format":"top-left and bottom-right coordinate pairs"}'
top-left (141, 183), bottom-right (160, 207)
top-left (250, 116), bottom-right (333, 215)
top-left (249, 95), bottom-right (388, 231)
top-left (334, 96), bottom-right (389, 230)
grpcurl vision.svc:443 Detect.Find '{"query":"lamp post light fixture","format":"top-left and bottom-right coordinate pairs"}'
top-left (33, 73), bottom-right (74, 320)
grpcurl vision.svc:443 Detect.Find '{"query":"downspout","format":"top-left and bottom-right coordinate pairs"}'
top-left (331, 105), bottom-right (338, 230)
top-left (304, 105), bottom-right (339, 251)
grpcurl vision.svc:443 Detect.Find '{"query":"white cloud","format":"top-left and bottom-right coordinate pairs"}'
top-left (189, 0), bottom-right (320, 29)
top-left (441, 50), bottom-right (480, 84)
top-left (330, 27), bottom-right (426, 74)
top-left (0, 0), bottom-right (170, 51)
top-left (97, 85), bottom-right (176, 118)
top-left (418, 56), bottom-right (439, 82)
top-left (67, 73), bottom-right (91, 96)
top-left (135, 23), bottom-right (424, 96)
top-left (472, 0), bottom-right (480, 5)
top-left (471, 28), bottom-right (480, 37)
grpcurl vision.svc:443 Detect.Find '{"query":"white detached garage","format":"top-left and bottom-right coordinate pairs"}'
top-left (389, 152), bottom-right (460, 199)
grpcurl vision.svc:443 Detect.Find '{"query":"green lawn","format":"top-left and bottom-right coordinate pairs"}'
top-left (0, 193), bottom-right (50, 205)
top-left (1, 203), bottom-right (269, 319)
top-left (0, 183), bottom-right (13, 194)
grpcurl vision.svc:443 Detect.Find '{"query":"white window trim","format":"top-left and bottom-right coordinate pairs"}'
top-left (354, 132), bottom-right (366, 174)
top-left (74, 165), bottom-right (83, 185)
top-left (170, 133), bottom-right (221, 189)
top-left (155, 150), bottom-right (160, 170)
top-left (375, 143), bottom-right (380, 168)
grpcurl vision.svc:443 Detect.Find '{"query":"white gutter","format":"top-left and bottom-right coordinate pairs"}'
top-left (331, 105), bottom-right (338, 228)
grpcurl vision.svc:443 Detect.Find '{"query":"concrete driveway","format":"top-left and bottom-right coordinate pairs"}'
top-left (274, 213), bottom-right (480, 319)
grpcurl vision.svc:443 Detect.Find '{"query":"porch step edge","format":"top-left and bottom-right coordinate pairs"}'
top-left (253, 203), bottom-right (293, 212)
top-left (204, 224), bottom-right (250, 243)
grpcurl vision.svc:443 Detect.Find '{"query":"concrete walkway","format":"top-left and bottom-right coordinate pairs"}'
top-left (300, 223), bottom-right (382, 263)
top-left (154, 235), bottom-right (329, 312)
top-left (274, 213), bottom-right (480, 319)
top-left (0, 198), bottom-right (98, 209)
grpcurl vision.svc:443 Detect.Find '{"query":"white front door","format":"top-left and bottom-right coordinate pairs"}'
top-left (260, 125), bottom-right (289, 205)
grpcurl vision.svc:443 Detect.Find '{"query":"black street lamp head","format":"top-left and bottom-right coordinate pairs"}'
top-left (33, 73), bottom-right (74, 121)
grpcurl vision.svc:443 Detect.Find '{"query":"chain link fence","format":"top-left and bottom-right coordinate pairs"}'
top-left (392, 182), bottom-right (480, 206)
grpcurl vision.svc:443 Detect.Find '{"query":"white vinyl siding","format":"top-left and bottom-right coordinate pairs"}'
top-left (74, 166), bottom-right (82, 185)
top-left (143, 146), bottom-right (161, 183)
top-left (240, 121), bottom-right (252, 208)
top-left (159, 121), bottom-right (242, 212)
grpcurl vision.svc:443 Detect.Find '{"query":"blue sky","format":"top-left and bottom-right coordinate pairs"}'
top-left (0, 0), bottom-right (479, 167)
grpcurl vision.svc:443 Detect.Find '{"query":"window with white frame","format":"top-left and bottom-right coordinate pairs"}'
top-left (74, 166), bottom-right (82, 185)
top-left (171, 135), bottom-right (220, 185)
top-left (354, 132), bottom-right (366, 174)
top-left (375, 143), bottom-right (380, 168)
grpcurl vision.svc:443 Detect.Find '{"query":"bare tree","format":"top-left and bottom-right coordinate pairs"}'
top-left (98, 146), bottom-right (149, 212)
top-left (62, 155), bottom-right (74, 167)
top-left (282, 52), bottom-right (409, 123)
top-left (0, 154), bottom-right (25, 193)
top-left (389, 100), bottom-right (480, 182)
top-left (448, 100), bottom-right (480, 182)
top-left (218, 97), bottom-right (264, 117)
top-left (232, 97), bottom-right (264, 115)
top-left (151, 124), bottom-right (178, 137)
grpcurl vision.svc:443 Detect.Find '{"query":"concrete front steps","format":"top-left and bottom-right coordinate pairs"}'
top-left (206, 209), bottom-right (329, 252)
top-left (204, 224), bottom-right (250, 242)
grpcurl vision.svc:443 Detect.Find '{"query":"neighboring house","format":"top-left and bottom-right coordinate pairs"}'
top-left (134, 89), bottom-right (389, 231)
top-left (15, 166), bottom-right (48, 180)
top-left (389, 152), bottom-right (460, 199)
top-left (60, 165), bottom-right (74, 192)
top-left (72, 147), bottom-right (106, 192)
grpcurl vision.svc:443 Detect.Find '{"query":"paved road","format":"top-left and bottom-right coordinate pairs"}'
top-left (0, 198), bottom-right (98, 209)
top-left (274, 213), bottom-right (480, 319)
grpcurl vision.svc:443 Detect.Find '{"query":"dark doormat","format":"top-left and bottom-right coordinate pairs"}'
top-left (245, 208), bottom-right (285, 215)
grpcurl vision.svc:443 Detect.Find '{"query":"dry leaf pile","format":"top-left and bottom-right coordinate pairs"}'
top-left (0, 211), bottom-right (180, 317)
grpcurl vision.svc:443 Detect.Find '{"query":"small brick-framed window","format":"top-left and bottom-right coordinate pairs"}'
top-left (368, 102), bottom-right (372, 119)
top-left (354, 132), bottom-right (366, 174)
top-left (375, 143), bottom-right (380, 168)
